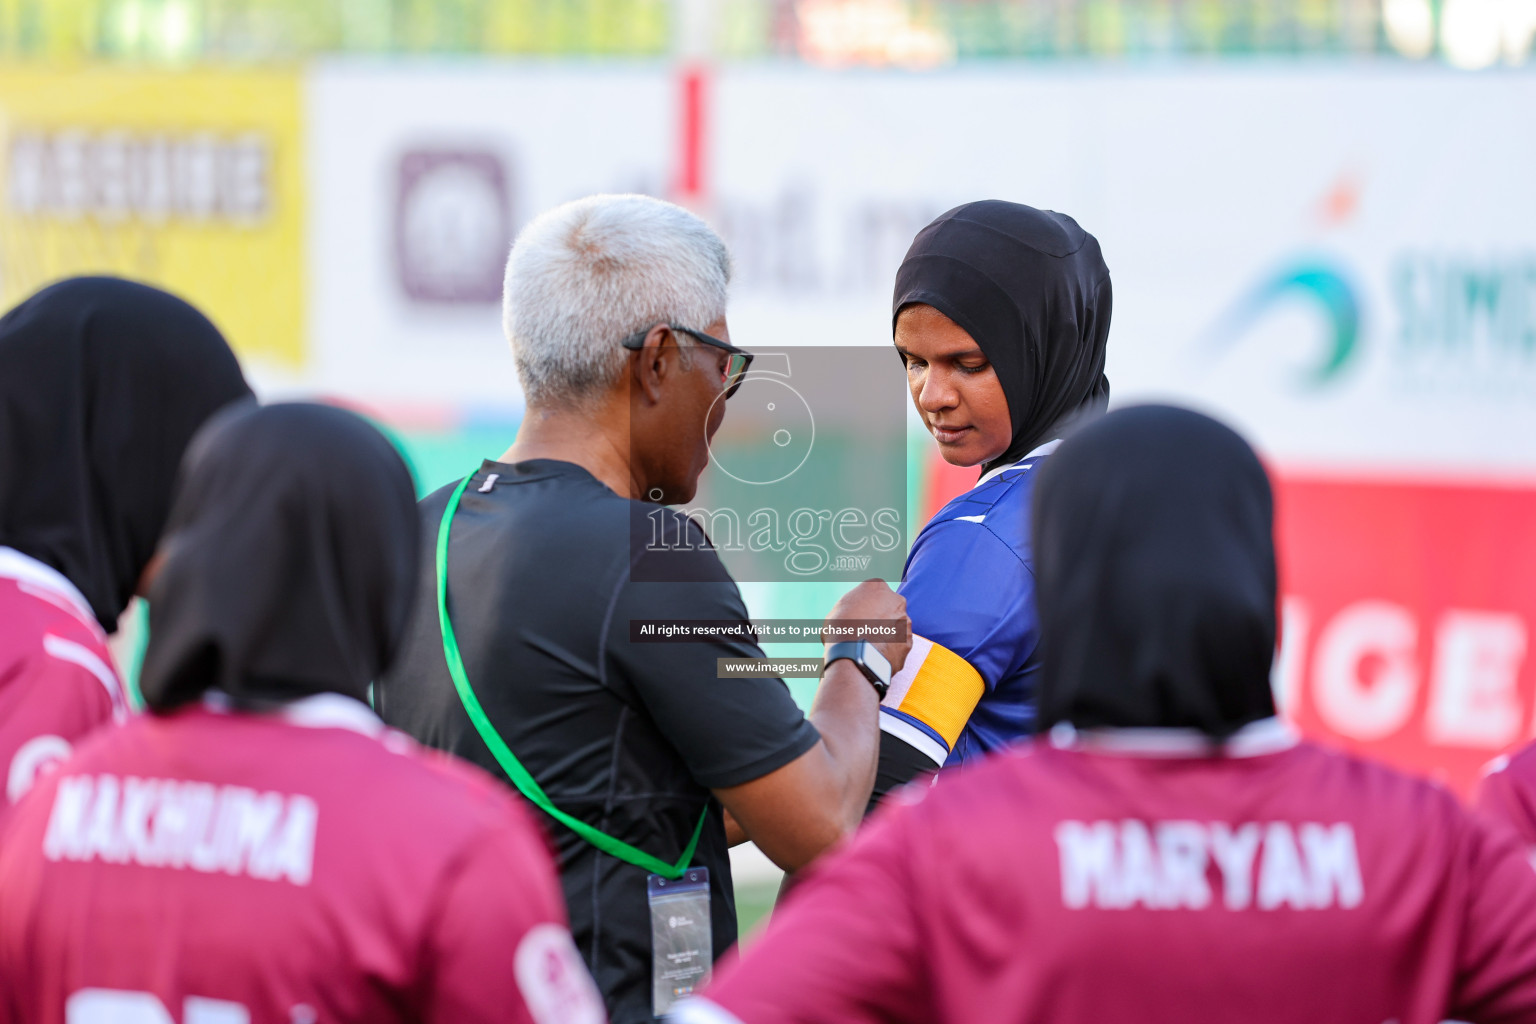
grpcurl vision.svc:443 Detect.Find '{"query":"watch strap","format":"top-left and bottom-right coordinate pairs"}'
top-left (823, 640), bottom-right (891, 700)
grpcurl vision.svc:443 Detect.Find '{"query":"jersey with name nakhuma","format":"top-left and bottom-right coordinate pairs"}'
top-left (0, 695), bottom-right (605, 1024)
top-left (683, 729), bottom-right (1536, 1024)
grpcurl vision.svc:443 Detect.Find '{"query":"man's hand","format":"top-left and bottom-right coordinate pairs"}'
top-left (824, 579), bottom-right (912, 678)
top-left (715, 580), bottom-right (911, 873)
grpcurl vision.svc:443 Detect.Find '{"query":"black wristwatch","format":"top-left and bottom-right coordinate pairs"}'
top-left (822, 640), bottom-right (892, 700)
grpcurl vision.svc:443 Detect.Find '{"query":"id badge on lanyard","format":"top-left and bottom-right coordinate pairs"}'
top-left (648, 867), bottom-right (712, 1016)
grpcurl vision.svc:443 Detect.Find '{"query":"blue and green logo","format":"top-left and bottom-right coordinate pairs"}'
top-left (1207, 260), bottom-right (1363, 388)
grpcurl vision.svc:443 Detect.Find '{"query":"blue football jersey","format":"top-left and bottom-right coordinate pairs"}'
top-left (878, 442), bottom-right (1057, 768)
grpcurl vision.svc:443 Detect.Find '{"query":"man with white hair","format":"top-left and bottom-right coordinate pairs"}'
top-left (377, 194), bottom-right (909, 1024)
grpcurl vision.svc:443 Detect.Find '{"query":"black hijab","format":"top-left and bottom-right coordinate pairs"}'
top-left (0, 277), bottom-right (251, 632)
top-left (1031, 405), bottom-right (1277, 738)
top-left (139, 403), bottom-right (420, 711)
top-left (893, 200), bottom-right (1112, 475)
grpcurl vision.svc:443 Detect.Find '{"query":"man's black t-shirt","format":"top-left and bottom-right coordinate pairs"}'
top-left (376, 459), bottom-right (819, 1024)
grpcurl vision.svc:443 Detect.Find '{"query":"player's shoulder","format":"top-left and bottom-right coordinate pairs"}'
top-left (0, 582), bottom-right (121, 708)
top-left (948, 735), bottom-right (1465, 825)
top-left (388, 734), bottom-right (515, 806)
top-left (373, 742), bottom-right (555, 871)
top-left (847, 745), bottom-right (1058, 886)
top-left (354, 725), bottom-right (545, 839)
top-left (1297, 738), bottom-right (1460, 797)
top-left (928, 456), bottom-right (1045, 527)
top-left (915, 453), bottom-right (1052, 566)
top-left (65, 703), bottom-right (529, 821)
top-left (1480, 740), bottom-right (1536, 789)
top-left (0, 578), bottom-right (111, 662)
top-left (876, 740), bottom-right (1049, 834)
top-left (198, 702), bottom-right (547, 860)
top-left (1256, 740), bottom-right (1473, 844)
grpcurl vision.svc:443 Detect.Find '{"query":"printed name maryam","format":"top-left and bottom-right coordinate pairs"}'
top-left (1055, 819), bottom-right (1364, 911)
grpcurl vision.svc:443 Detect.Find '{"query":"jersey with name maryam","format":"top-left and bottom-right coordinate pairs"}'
top-left (677, 729), bottom-right (1536, 1024)
top-left (879, 440), bottom-right (1057, 769)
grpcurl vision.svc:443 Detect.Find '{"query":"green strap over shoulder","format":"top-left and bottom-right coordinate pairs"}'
top-left (435, 473), bottom-right (707, 880)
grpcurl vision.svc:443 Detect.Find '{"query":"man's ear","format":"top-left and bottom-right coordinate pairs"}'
top-left (135, 549), bottom-right (167, 598)
top-left (630, 324), bottom-right (675, 405)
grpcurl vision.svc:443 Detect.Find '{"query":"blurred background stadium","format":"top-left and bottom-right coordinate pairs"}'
top-left (2, 0), bottom-right (1532, 62)
top-left (4, 0), bottom-right (1534, 932)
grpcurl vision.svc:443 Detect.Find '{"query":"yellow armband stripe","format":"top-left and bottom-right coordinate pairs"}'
top-left (882, 635), bottom-right (986, 749)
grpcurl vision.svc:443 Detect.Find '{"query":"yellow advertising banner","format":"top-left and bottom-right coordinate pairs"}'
top-left (0, 67), bottom-right (304, 366)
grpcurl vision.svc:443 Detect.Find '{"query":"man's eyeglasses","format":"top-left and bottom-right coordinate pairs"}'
top-left (620, 324), bottom-right (754, 399)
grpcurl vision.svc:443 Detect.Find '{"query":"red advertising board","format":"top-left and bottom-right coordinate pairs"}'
top-left (1276, 473), bottom-right (1536, 799)
top-left (924, 457), bottom-right (1536, 799)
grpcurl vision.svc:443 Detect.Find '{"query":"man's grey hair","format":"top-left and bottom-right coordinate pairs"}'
top-left (503, 194), bottom-right (732, 407)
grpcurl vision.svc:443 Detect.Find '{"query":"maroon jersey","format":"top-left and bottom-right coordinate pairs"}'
top-left (0, 693), bottom-right (606, 1024)
top-left (681, 724), bottom-right (1536, 1024)
top-left (1477, 744), bottom-right (1536, 855)
top-left (0, 548), bottom-right (127, 810)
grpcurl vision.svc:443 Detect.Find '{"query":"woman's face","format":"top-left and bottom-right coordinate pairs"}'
top-left (895, 304), bottom-right (1012, 467)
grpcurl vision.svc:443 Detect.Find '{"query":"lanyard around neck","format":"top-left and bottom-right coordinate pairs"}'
top-left (435, 473), bottom-right (706, 879)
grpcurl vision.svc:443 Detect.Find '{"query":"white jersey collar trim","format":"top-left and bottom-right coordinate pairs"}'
top-left (1047, 717), bottom-right (1299, 759)
top-left (0, 546), bottom-right (99, 632)
top-left (669, 998), bottom-right (748, 1024)
top-left (202, 691), bottom-right (384, 736)
top-left (976, 438), bottom-right (1062, 488)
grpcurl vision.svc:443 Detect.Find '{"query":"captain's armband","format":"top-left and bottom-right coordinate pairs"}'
top-left (876, 636), bottom-right (985, 766)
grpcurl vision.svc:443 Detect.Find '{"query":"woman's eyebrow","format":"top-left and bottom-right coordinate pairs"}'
top-left (894, 345), bottom-right (990, 367)
top-left (936, 345), bottom-right (987, 361)
top-left (895, 343), bottom-right (988, 360)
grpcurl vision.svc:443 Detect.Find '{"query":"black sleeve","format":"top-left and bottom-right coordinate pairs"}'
top-left (865, 731), bottom-right (940, 817)
top-left (607, 522), bottom-right (821, 790)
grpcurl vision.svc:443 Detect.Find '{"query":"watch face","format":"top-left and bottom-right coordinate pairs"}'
top-left (859, 641), bottom-right (892, 687)
top-left (825, 641), bottom-right (890, 695)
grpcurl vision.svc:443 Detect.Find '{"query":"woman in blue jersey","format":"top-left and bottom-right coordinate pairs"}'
top-left (870, 200), bottom-right (1112, 806)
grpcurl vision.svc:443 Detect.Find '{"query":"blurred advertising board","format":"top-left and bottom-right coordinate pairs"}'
top-left (12, 62), bottom-right (1527, 794)
top-left (0, 68), bottom-right (305, 367)
top-left (304, 64), bottom-right (671, 405)
top-left (1276, 475), bottom-right (1536, 797)
top-left (702, 67), bottom-right (1536, 795)
top-left (703, 68), bottom-right (1536, 475)
top-left (309, 64), bottom-right (1534, 794)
